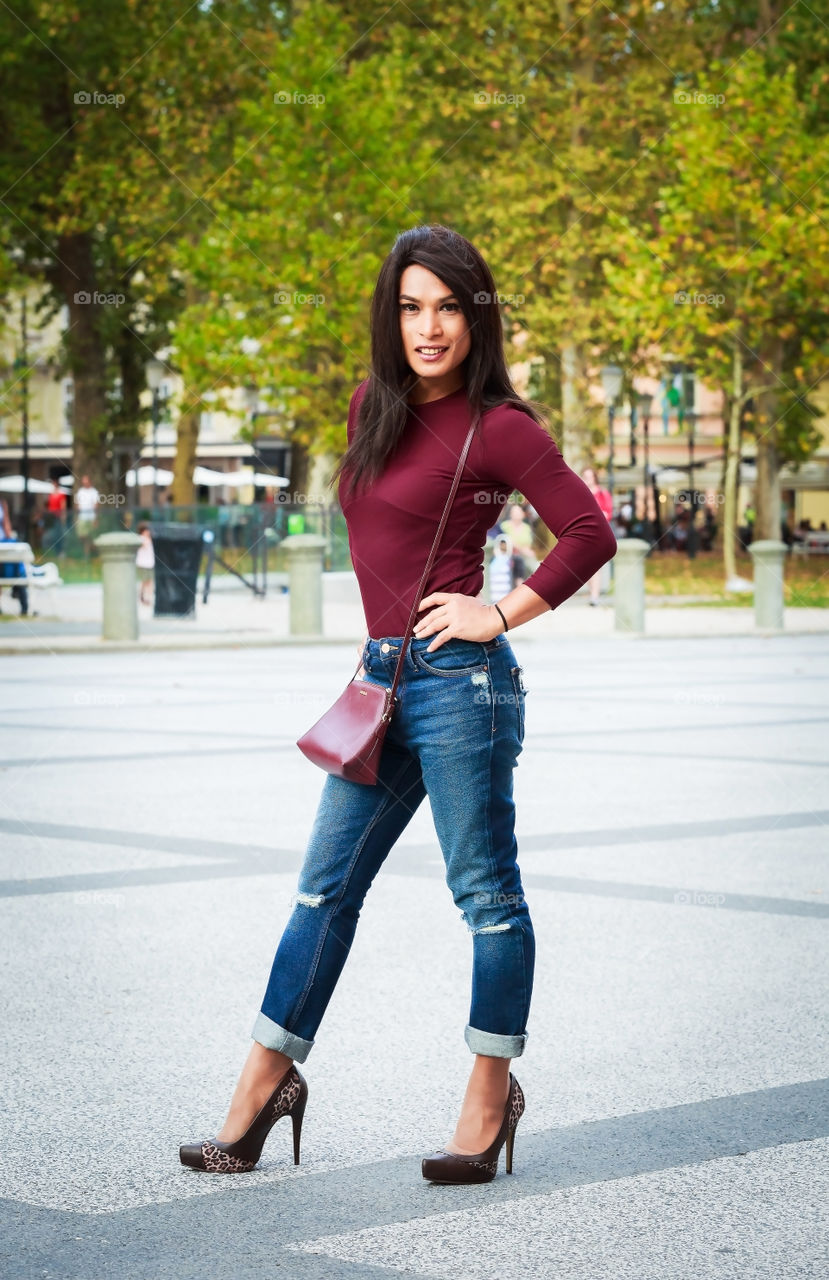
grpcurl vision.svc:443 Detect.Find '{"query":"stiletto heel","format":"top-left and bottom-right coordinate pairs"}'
top-left (290, 1085), bottom-right (307, 1164)
top-left (422, 1073), bottom-right (525, 1184)
top-left (179, 1063), bottom-right (308, 1173)
top-left (505, 1121), bottom-right (516, 1174)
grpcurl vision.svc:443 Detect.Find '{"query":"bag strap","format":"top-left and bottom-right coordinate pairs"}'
top-left (382, 411), bottom-right (480, 707)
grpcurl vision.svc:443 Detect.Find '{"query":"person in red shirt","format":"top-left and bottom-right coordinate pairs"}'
top-left (179, 224), bottom-right (616, 1186)
top-left (581, 466), bottom-right (613, 605)
top-left (43, 479), bottom-right (68, 555)
top-left (46, 480), bottom-right (67, 516)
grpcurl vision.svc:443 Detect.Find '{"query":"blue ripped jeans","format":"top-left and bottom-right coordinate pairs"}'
top-left (252, 632), bottom-right (534, 1062)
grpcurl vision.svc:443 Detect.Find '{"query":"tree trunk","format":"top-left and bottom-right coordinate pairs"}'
top-left (755, 428), bottom-right (781, 541)
top-left (722, 342), bottom-right (743, 585)
top-left (171, 407), bottom-right (200, 504)
top-left (557, 0), bottom-right (593, 469)
top-left (754, 336), bottom-right (784, 540)
top-left (560, 338), bottom-right (590, 466)
top-left (56, 232), bottom-right (110, 490)
top-left (171, 279), bottom-right (206, 504)
top-left (289, 434), bottom-right (309, 497)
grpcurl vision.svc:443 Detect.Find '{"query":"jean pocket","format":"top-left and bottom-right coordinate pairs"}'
top-left (509, 665), bottom-right (527, 739)
top-left (411, 638), bottom-right (489, 677)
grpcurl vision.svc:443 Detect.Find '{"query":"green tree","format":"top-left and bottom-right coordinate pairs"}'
top-left (0, 0), bottom-right (274, 489)
top-left (603, 51), bottom-right (829, 580)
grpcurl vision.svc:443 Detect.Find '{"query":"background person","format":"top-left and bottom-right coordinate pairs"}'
top-left (73, 475), bottom-right (100, 557)
top-left (581, 466), bottom-right (613, 604)
top-left (136, 522), bottom-right (155, 605)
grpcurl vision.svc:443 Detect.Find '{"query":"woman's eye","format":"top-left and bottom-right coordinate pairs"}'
top-left (399, 302), bottom-right (461, 312)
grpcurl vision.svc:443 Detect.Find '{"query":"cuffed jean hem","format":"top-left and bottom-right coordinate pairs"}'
top-left (464, 1023), bottom-right (528, 1058)
top-left (251, 1011), bottom-right (315, 1063)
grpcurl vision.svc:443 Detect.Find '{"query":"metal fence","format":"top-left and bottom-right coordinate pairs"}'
top-left (32, 501), bottom-right (353, 572)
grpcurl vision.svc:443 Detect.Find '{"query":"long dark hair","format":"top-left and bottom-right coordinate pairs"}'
top-left (330, 224), bottom-right (548, 501)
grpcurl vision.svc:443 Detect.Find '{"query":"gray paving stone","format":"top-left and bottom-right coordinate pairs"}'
top-left (0, 632), bottom-right (826, 1277)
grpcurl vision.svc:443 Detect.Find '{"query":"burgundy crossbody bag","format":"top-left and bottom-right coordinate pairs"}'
top-left (296, 417), bottom-right (478, 785)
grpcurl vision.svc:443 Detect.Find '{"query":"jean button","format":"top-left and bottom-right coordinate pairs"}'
top-left (381, 642), bottom-right (391, 652)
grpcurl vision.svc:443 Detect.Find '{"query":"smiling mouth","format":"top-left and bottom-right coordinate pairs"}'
top-left (416, 346), bottom-right (449, 355)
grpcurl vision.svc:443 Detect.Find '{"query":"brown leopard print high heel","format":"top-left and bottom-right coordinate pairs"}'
top-left (421, 1072), bottom-right (525, 1184)
top-left (179, 1063), bottom-right (308, 1173)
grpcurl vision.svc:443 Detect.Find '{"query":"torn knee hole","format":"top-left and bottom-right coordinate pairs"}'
top-left (473, 921), bottom-right (512, 934)
top-left (294, 891), bottom-right (325, 907)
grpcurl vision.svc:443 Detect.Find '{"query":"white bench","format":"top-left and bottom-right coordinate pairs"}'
top-left (0, 542), bottom-right (64, 614)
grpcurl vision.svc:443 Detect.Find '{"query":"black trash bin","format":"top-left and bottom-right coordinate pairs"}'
top-left (151, 524), bottom-right (206, 617)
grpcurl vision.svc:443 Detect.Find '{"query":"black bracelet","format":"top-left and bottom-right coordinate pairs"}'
top-left (493, 602), bottom-right (509, 632)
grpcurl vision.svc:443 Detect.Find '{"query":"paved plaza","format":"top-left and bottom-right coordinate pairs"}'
top-left (0, 628), bottom-right (827, 1278)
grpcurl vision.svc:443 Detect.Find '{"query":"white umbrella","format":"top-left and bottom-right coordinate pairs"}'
top-left (193, 466), bottom-right (231, 486)
top-left (219, 470), bottom-right (254, 489)
top-left (126, 465), bottom-right (175, 487)
top-left (0, 474), bottom-right (56, 494)
top-left (218, 470), bottom-right (290, 488)
top-left (655, 469), bottom-right (690, 486)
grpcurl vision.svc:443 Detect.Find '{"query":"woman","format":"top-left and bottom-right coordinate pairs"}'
top-left (179, 224), bottom-right (617, 1183)
top-left (135, 522), bottom-right (155, 606)
top-left (581, 466), bottom-right (614, 605)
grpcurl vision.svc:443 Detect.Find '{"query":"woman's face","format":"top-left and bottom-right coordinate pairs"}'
top-left (399, 264), bottom-right (471, 386)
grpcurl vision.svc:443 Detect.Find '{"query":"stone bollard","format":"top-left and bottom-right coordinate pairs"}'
top-left (282, 533), bottom-right (328, 635)
top-left (748, 539), bottom-right (788, 631)
top-left (94, 531), bottom-right (142, 641)
top-left (613, 538), bottom-right (650, 634)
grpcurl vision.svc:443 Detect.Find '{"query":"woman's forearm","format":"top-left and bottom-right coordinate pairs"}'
top-left (489, 583), bottom-right (551, 632)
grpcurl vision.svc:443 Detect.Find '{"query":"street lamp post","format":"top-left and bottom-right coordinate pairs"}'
top-left (686, 408), bottom-right (699, 559)
top-left (243, 382), bottom-right (268, 598)
top-left (636, 391), bottom-right (653, 534)
top-left (600, 364), bottom-right (624, 516)
top-left (146, 358), bottom-right (165, 513)
top-left (12, 295), bottom-right (32, 543)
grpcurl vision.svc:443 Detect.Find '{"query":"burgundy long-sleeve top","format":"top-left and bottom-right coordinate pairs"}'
top-left (339, 379), bottom-right (617, 638)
